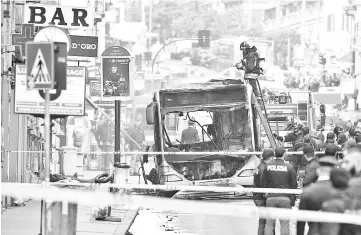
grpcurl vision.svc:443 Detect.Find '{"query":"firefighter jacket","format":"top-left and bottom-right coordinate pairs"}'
top-left (261, 158), bottom-right (298, 198)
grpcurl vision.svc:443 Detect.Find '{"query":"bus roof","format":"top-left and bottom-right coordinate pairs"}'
top-left (160, 78), bottom-right (245, 92)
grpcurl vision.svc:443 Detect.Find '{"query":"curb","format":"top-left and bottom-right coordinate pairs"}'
top-left (124, 207), bottom-right (141, 235)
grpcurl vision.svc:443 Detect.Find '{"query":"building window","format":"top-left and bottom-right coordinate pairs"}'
top-left (327, 14), bottom-right (335, 32)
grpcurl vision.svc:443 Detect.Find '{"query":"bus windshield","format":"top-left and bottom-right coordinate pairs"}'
top-left (164, 107), bottom-right (254, 152)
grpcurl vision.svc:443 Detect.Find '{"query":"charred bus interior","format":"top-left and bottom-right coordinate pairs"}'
top-left (146, 80), bottom-right (261, 185)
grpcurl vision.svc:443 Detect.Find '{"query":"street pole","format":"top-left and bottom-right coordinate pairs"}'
top-left (287, 37), bottom-right (291, 68)
top-left (148, 0), bottom-right (153, 92)
top-left (42, 90), bottom-right (51, 234)
top-left (114, 100), bottom-right (121, 163)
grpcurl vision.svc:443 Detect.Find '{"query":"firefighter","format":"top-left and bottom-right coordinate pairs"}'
top-left (273, 123), bottom-right (308, 151)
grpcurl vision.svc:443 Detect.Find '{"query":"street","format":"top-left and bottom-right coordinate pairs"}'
top-left (2, 0), bottom-right (361, 235)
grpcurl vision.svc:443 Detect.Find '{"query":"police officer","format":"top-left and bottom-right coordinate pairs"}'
top-left (320, 147), bottom-right (361, 235)
top-left (297, 156), bottom-right (340, 235)
top-left (253, 148), bottom-right (275, 235)
top-left (181, 120), bottom-right (200, 145)
top-left (262, 147), bottom-right (298, 235)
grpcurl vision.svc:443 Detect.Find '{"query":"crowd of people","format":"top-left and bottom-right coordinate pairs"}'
top-left (253, 123), bottom-right (361, 235)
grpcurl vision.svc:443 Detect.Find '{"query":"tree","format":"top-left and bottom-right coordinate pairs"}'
top-left (145, 0), bottom-right (181, 39)
top-left (146, 2), bottom-right (264, 41)
top-left (271, 29), bottom-right (301, 69)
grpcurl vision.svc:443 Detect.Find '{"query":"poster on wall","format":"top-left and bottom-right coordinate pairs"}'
top-left (100, 46), bottom-right (134, 101)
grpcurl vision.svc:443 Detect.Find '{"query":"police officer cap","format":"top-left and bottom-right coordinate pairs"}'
top-left (318, 156), bottom-right (339, 167)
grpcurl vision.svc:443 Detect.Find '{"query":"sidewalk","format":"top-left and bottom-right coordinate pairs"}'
top-left (1, 200), bottom-right (139, 235)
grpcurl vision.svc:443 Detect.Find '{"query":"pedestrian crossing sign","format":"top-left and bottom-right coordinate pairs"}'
top-left (26, 42), bottom-right (54, 90)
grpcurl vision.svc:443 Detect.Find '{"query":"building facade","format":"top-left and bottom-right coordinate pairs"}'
top-left (262, 0), bottom-right (355, 69)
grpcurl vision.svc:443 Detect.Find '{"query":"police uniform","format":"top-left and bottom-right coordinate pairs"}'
top-left (297, 157), bottom-right (340, 235)
top-left (262, 147), bottom-right (298, 235)
top-left (253, 149), bottom-right (275, 235)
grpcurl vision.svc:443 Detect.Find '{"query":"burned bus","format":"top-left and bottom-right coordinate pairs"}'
top-left (144, 79), bottom-right (272, 192)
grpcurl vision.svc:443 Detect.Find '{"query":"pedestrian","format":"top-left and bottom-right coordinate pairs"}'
top-left (253, 148), bottom-right (275, 235)
top-left (320, 132), bottom-right (335, 150)
top-left (181, 119), bottom-right (200, 145)
top-left (302, 144), bottom-right (335, 187)
top-left (296, 156), bottom-right (340, 235)
top-left (299, 144), bottom-right (318, 188)
top-left (126, 117), bottom-right (146, 150)
top-left (344, 138), bottom-right (356, 150)
top-left (125, 117), bottom-right (146, 176)
top-left (337, 133), bottom-right (347, 148)
top-left (262, 147), bottom-right (298, 235)
top-left (317, 128), bottom-right (325, 143)
top-left (355, 135), bottom-right (361, 148)
top-left (319, 147), bottom-right (361, 235)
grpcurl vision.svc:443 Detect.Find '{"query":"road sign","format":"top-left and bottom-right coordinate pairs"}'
top-left (15, 65), bottom-right (86, 116)
top-left (24, 4), bottom-right (93, 28)
top-left (26, 42), bottom-right (54, 90)
top-left (12, 24), bottom-right (35, 56)
top-left (101, 46), bottom-right (135, 101)
top-left (69, 35), bottom-right (98, 57)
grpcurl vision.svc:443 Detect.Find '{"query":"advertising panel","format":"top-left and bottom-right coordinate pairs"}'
top-left (101, 57), bottom-right (130, 97)
top-left (15, 65), bottom-right (86, 116)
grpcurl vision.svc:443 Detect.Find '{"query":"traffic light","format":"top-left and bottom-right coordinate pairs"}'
top-left (198, 30), bottom-right (210, 48)
top-left (318, 53), bottom-right (326, 65)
